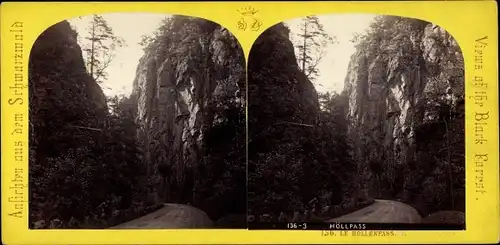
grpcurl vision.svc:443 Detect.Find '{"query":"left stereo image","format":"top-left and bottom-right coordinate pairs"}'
top-left (28, 13), bottom-right (247, 229)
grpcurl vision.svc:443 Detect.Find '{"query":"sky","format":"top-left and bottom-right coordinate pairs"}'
top-left (69, 13), bottom-right (170, 97)
top-left (68, 13), bottom-right (376, 97)
top-left (287, 14), bottom-right (377, 93)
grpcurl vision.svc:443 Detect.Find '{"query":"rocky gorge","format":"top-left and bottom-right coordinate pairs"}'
top-left (29, 16), bottom-right (247, 228)
top-left (28, 14), bottom-right (465, 228)
top-left (247, 16), bottom-right (465, 224)
top-left (343, 16), bottom-right (465, 216)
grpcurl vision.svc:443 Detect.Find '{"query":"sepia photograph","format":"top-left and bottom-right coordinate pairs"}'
top-left (247, 14), bottom-right (465, 227)
top-left (29, 13), bottom-right (246, 229)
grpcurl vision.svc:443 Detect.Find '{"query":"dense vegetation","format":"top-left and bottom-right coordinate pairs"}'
top-left (29, 21), bottom-right (157, 228)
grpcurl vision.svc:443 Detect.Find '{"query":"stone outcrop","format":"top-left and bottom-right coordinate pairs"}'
top-left (130, 16), bottom-right (245, 209)
top-left (29, 20), bottom-right (108, 162)
top-left (248, 23), bottom-right (319, 152)
top-left (247, 23), bottom-right (321, 216)
top-left (343, 17), bottom-right (464, 202)
top-left (29, 21), bottom-right (117, 227)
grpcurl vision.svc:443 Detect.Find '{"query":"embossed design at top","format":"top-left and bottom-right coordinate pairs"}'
top-left (237, 6), bottom-right (263, 32)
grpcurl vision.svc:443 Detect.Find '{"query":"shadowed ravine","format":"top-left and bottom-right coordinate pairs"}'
top-left (110, 200), bottom-right (422, 228)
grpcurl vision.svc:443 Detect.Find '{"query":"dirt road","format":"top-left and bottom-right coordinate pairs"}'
top-left (111, 203), bottom-right (213, 229)
top-left (327, 199), bottom-right (422, 223)
top-left (111, 199), bottom-right (420, 228)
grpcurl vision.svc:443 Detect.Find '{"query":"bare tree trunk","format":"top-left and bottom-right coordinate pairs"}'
top-left (301, 20), bottom-right (308, 73)
top-left (90, 15), bottom-right (96, 79)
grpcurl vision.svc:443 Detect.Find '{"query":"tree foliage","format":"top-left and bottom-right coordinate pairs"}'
top-left (80, 15), bottom-right (125, 83)
top-left (138, 17), bottom-right (172, 51)
top-left (291, 16), bottom-right (336, 83)
top-left (248, 93), bottom-right (360, 217)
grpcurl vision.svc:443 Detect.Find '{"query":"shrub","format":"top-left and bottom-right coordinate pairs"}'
top-left (422, 211), bottom-right (465, 225)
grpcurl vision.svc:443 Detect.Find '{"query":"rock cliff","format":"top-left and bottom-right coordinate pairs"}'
top-left (247, 23), bottom-right (324, 216)
top-left (130, 16), bottom-right (246, 220)
top-left (343, 16), bottom-right (465, 214)
top-left (29, 21), bottom-right (149, 228)
top-left (29, 20), bottom-right (108, 163)
top-left (248, 23), bottom-right (319, 154)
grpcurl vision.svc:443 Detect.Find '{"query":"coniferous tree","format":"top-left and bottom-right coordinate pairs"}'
top-left (293, 16), bottom-right (336, 83)
top-left (81, 15), bottom-right (125, 83)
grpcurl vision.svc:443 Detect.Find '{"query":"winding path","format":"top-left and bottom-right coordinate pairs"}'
top-left (327, 199), bottom-right (422, 223)
top-left (111, 203), bottom-right (213, 229)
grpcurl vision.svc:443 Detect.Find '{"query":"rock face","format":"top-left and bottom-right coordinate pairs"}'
top-left (29, 20), bottom-right (108, 162)
top-left (130, 16), bottom-right (246, 216)
top-left (29, 21), bottom-right (121, 227)
top-left (248, 23), bottom-right (319, 152)
top-left (343, 16), bottom-right (465, 213)
top-left (247, 23), bottom-right (321, 215)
